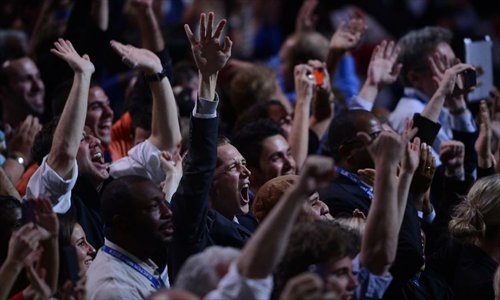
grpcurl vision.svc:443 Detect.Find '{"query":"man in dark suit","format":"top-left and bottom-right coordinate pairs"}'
top-left (318, 109), bottom-right (424, 299)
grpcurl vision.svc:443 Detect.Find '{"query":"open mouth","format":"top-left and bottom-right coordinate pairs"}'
top-left (159, 222), bottom-right (174, 235)
top-left (84, 258), bottom-right (93, 266)
top-left (240, 184), bottom-right (249, 205)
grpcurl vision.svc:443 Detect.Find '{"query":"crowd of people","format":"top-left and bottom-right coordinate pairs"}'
top-left (0, 0), bottom-right (500, 299)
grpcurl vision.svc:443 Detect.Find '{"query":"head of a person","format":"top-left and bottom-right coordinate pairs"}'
top-left (229, 64), bottom-right (280, 115)
top-left (174, 246), bottom-right (241, 297)
top-left (449, 174), bottom-right (500, 244)
top-left (210, 137), bottom-right (251, 220)
top-left (52, 80), bottom-right (114, 147)
top-left (279, 31), bottom-right (329, 92)
top-left (233, 100), bottom-right (292, 138)
top-left (57, 215), bottom-right (96, 282)
top-left (232, 119), bottom-right (296, 191)
top-left (397, 26), bottom-right (455, 98)
top-left (147, 288), bottom-right (200, 300)
top-left (101, 175), bottom-right (174, 248)
top-left (32, 118), bottom-right (109, 185)
top-left (0, 56), bottom-right (45, 118)
top-left (274, 220), bottom-right (360, 300)
top-left (252, 175), bottom-right (332, 222)
top-left (326, 109), bottom-right (382, 171)
top-left (0, 196), bottom-right (21, 262)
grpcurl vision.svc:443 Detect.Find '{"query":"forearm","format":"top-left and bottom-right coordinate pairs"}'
top-left (0, 166), bottom-right (21, 200)
top-left (40, 238), bottom-right (59, 294)
top-left (2, 160), bottom-right (24, 187)
top-left (47, 72), bottom-right (91, 178)
top-left (361, 164), bottom-right (399, 275)
top-left (198, 73), bottom-right (218, 101)
top-left (0, 258), bottom-right (23, 300)
top-left (289, 97), bottom-right (310, 168)
top-left (357, 79), bottom-right (379, 104)
top-left (326, 48), bottom-right (345, 80)
top-left (421, 89), bottom-right (446, 122)
top-left (237, 187), bottom-right (306, 279)
top-left (396, 172), bottom-right (414, 222)
top-left (90, 0), bottom-right (109, 31)
top-left (137, 8), bottom-right (165, 52)
top-left (147, 77), bottom-right (181, 153)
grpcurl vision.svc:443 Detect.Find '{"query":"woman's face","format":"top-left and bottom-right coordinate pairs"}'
top-left (70, 223), bottom-right (96, 272)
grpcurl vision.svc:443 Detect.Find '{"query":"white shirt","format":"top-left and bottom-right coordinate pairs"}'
top-left (86, 239), bottom-right (168, 300)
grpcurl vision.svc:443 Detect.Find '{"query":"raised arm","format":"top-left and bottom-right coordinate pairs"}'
top-left (237, 156), bottom-right (335, 279)
top-left (132, 0), bottom-right (165, 52)
top-left (358, 124), bottom-right (418, 275)
top-left (47, 39), bottom-right (95, 179)
top-left (110, 40), bottom-right (181, 153)
top-left (90, 0), bottom-right (109, 31)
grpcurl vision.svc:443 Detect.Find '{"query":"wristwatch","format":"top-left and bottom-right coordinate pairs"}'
top-left (8, 155), bottom-right (26, 168)
top-left (144, 68), bottom-right (168, 83)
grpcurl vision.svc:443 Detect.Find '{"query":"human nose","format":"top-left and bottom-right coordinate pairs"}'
top-left (160, 201), bottom-right (172, 218)
top-left (86, 241), bottom-right (96, 256)
top-left (103, 103), bottom-right (114, 118)
top-left (89, 134), bottom-right (102, 146)
top-left (31, 76), bottom-right (44, 91)
top-left (348, 271), bottom-right (358, 290)
top-left (240, 164), bottom-right (251, 177)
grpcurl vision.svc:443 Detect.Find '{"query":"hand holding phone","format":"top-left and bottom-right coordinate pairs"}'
top-left (312, 68), bottom-right (325, 87)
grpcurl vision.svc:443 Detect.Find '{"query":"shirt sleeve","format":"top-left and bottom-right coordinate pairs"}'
top-left (108, 139), bottom-right (164, 184)
top-left (24, 156), bottom-right (78, 214)
top-left (349, 95), bottom-right (374, 111)
top-left (204, 262), bottom-right (273, 300)
top-left (193, 95), bottom-right (219, 119)
top-left (353, 255), bottom-right (393, 300)
top-left (448, 109), bottom-right (477, 132)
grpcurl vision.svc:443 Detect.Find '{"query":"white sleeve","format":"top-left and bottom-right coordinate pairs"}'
top-left (25, 156), bottom-right (78, 214)
top-left (204, 262), bottom-right (273, 300)
top-left (108, 139), bottom-right (164, 184)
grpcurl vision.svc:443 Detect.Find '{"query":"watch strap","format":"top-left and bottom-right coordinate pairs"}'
top-left (144, 68), bottom-right (168, 83)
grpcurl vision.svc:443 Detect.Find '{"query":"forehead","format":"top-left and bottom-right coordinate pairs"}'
top-left (5, 57), bottom-right (38, 76)
top-left (435, 42), bottom-right (456, 61)
top-left (217, 143), bottom-right (244, 164)
top-left (129, 181), bottom-right (164, 206)
top-left (261, 134), bottom-right (289, 152)
top-left (88, 86), bottom-right (109, 103)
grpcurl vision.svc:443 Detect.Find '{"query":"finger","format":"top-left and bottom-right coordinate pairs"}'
top-left (199, 13), bottom-right (206, 39)
top-left (213, 19), bottom-right (227, 39)
top-left (110, 40), bottom-right (126, 56)
top-left (222, 36), bottom-right (232, 56)
top-left (184, 24), bottom-right (197, 45)
top-left (206, 12), bottom-right (214, 38)
top-left (420, 142), bottom-right (428, 170)
top-left (82, 54), bottom-right (90, 61)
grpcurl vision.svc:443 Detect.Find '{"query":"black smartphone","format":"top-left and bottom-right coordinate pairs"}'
top-left (21, 200), bottom-right (36, 225)
top-left (62, 246), bottom-right (80, 285)
top-left (462, 69), bottom-right (477, 90)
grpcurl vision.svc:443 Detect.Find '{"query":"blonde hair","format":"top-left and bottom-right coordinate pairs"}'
top-left (449, 174), bottom-right (500, 242)
top-left (335, 217), bottom-right (367, 237)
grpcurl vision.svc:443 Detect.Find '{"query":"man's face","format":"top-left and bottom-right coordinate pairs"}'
top-left (86, 86), bottom-right (113, 146)
top-left (76, 127), bottom-right (109, 183)
top-left (346, 114), bottom-right (383, 170)
top-left (416, 42), bottom-right (456, 98)
top-left (300, 192), bottom-right (333, 221)
top-left (212, 144), bottom-right (251, 219)
top-left (325, 256), bottom-right (358, 300)
top-left (3, 57), bottom-right (45, 115)
top-left (127, 181), bottom-right (174, 245)
top-left (254, 134), bottom-right (296, 188)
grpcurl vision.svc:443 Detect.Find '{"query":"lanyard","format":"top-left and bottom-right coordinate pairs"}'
top-left (102, 245), bottom-right (164, 289)
top-left (336, 166), bottom-right (374, 200)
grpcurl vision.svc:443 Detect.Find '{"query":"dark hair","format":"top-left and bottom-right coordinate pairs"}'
top-left (31, 116), bottom-right (60, 165)
top-left (0, 196), bottom-right (21, 263)
top-left (57, 214), bottom-right (77, 287)
top-left (233, 100), bottom-right (286, 134)
top-left (126, 75), bottom-right (153, 132)
top-left (327, 109), bottom-right (374, 161)
top-left (397, 26), bottom-right (453, 86)
top-left (232, 119), bottom-right (285, 170)
top-left (272, 220), bottom-right (360, 299)
top-left (100, 175), bottom-right (151, 228)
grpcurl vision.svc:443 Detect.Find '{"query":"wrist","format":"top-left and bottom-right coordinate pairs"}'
top-left (7, 153), bottom-right (27, 168)
top-left (444, 166), bottom-right (465, 179)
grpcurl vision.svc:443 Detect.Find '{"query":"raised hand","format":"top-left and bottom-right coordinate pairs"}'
top-left (294, 64), bottom-right (316, 103)
top-left (6, 223), bottom-right (50, 265)
top-left (184, 12), bottom-right (232, 78)
top-left (475, 100), bottom-right (494, 168)
top-left (366, 40), bottom-right (402, 88)
top-left (329, 15), bottom-right (367, 52)
top-left (25, 264), bottom-right (51, 300)
top-left (440, 140), bottom-right (465, 177)
top-left (159, 151), bottom-right (183, 203)
top-left (400, 119), bottom-right (420, 175)
top-left (110, 40), bottom-right (162, 74)
top-left (296, 155), bottom-right (335, 195)
top-left (32, 197), bottom-right (59, 238)
top-left (429, 52), bottom-right (475, 98)
top-left (295, 0), bottom-right (319, 32)
top-left (6, 115), bottom-right (42, 166)
top-left (410, 142), bottom-right (436, 195)
top-left (50, 39), bottom-right (95, 75)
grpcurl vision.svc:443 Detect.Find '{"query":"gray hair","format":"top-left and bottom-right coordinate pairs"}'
top-left (174, 246), bottom-right (241, 296)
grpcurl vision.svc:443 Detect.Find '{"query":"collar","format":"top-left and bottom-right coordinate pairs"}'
top-left (403, 87), bottom-right (429, 104)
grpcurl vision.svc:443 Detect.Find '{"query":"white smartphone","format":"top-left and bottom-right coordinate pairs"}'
top-left (464, 36), bottom-right (494, 102)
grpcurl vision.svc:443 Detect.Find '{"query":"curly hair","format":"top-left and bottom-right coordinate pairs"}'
top-left (272, 220), bottom-right (360, 299)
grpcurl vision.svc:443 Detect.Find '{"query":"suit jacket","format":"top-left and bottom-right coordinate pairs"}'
top-left (319, 174), bottom-right (424, 300)
top-left (170, 115), bottom-right (255, 282)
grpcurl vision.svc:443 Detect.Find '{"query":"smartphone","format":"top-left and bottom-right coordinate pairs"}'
top-left (462, 69), bottom-right (477, 90)
top-left (21, 200), bottom-right (36, 225)
top-left (312, 68), bottom-right (325, 87)
top-left (62, 246), bottom-right (80, 285)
